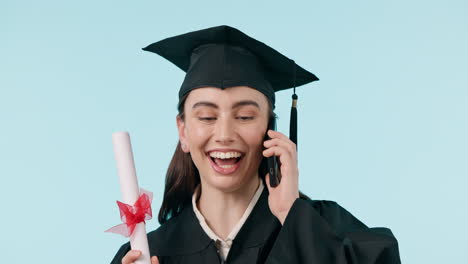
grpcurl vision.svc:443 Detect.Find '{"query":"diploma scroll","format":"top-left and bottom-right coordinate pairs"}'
top-left (112, 131), bottom-right (151, 264)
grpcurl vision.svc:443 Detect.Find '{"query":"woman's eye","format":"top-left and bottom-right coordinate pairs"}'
top-left (198, 117), bottom-right (216, 121)
top-left (237, 116), bottom-right (254, 121)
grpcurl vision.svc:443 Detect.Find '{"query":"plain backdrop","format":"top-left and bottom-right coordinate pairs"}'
top-left (1, 0), bottom-right (467, 263)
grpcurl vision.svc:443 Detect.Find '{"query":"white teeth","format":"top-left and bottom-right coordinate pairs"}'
top-left (209, 151), bottom-right (242, 159)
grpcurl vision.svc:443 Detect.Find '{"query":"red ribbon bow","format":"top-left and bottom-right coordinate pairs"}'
top-left (105, 189), bottom-right (153, 237)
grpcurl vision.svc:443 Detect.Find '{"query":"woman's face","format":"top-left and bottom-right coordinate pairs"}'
top-left (177, 86), bottom-right (270, 193)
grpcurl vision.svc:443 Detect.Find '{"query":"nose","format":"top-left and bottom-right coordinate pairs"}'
top-left (214, 116), bottom-right (235, 144)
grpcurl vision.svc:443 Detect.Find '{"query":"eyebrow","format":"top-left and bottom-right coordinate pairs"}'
top-left (192, 100), bottom-right (260, 110)
top-left (192, 101), bottom-right (218, 109)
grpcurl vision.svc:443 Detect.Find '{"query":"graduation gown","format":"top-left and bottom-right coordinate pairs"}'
top-left (111, 187), bottom-right (401, 263)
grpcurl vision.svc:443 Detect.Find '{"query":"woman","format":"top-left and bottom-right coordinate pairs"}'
top-left (111, 25), bottom-right (401, 264)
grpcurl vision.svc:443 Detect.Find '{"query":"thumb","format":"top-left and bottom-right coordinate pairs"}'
top-left (151, 256), bottom-right (159, 264)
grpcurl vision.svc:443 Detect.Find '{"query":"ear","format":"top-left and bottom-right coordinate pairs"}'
top-left (176, 116), bottom-right (190, 153)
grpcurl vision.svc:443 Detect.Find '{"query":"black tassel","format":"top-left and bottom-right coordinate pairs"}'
top-left (290, 93), bottom-right (298, 148)
top-left (290, 61), bottom-right (298, 149)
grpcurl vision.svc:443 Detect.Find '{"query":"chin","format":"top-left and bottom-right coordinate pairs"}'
top-left (207, 174), bottom-right (244, 192)
top-left (202, 170), bottom-right (257, 194)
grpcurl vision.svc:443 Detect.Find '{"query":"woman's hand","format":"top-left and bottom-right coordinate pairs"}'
top-left (263, 130), bottom-right (300, 225)
top-left (121, 250), bottom-right (159, 264)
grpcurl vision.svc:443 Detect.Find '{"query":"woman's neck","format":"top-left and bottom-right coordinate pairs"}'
top-left (197, 176), bottom-right (260, 240)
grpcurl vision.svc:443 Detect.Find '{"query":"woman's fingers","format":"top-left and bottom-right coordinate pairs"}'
top-left (121, 250), bottom-right (141, 264)
top-left (121, 250), bottom-right (159, 264)
top-left (264, 138), bottom-right (296, 155)
top-left (263, 145), bottom-right (296, 165)
top-left (267, 129), bottom-right (290, 141)
top-left (151, 256), bottom-right (160, 264)
top-left (263, 146), bottom-right (290, 160)
top-left (265, 131), bottom-right (297, 152)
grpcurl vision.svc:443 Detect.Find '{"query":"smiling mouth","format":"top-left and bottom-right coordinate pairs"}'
top-left (207, 151), bottom-right (244, 173)
top-left (209, 156), bottom-right (243, 168)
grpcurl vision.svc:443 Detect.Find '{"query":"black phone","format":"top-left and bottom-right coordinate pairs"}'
top-left (265, 116), bottom-right (281, 187)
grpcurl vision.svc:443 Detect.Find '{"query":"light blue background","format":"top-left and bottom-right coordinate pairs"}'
top-left (2, 0), bottom-right (467, 263)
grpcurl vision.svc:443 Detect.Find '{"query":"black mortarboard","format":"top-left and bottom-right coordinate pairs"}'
top-left (143, 25), bottom-right (319, 146)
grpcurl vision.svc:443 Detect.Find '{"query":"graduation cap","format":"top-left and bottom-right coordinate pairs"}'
top-left (143, 25), bottom-right (318, 147)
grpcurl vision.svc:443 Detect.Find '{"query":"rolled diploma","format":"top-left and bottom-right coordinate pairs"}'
top-left (112, 131), bottom-right (151, 264)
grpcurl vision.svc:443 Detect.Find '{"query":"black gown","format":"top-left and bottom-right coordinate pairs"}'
top-left (111, 187), bottom-right (401, 263)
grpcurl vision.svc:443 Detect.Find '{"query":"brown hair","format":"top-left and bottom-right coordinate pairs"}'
top-left (157, 93), bottom-right (309, 224)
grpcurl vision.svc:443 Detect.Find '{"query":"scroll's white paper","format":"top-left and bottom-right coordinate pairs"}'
top-left (112, 131), bottom-right (150, 264)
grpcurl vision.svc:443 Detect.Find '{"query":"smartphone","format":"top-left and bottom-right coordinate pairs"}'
top-left (266, 116), bottom-right (281, 187)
